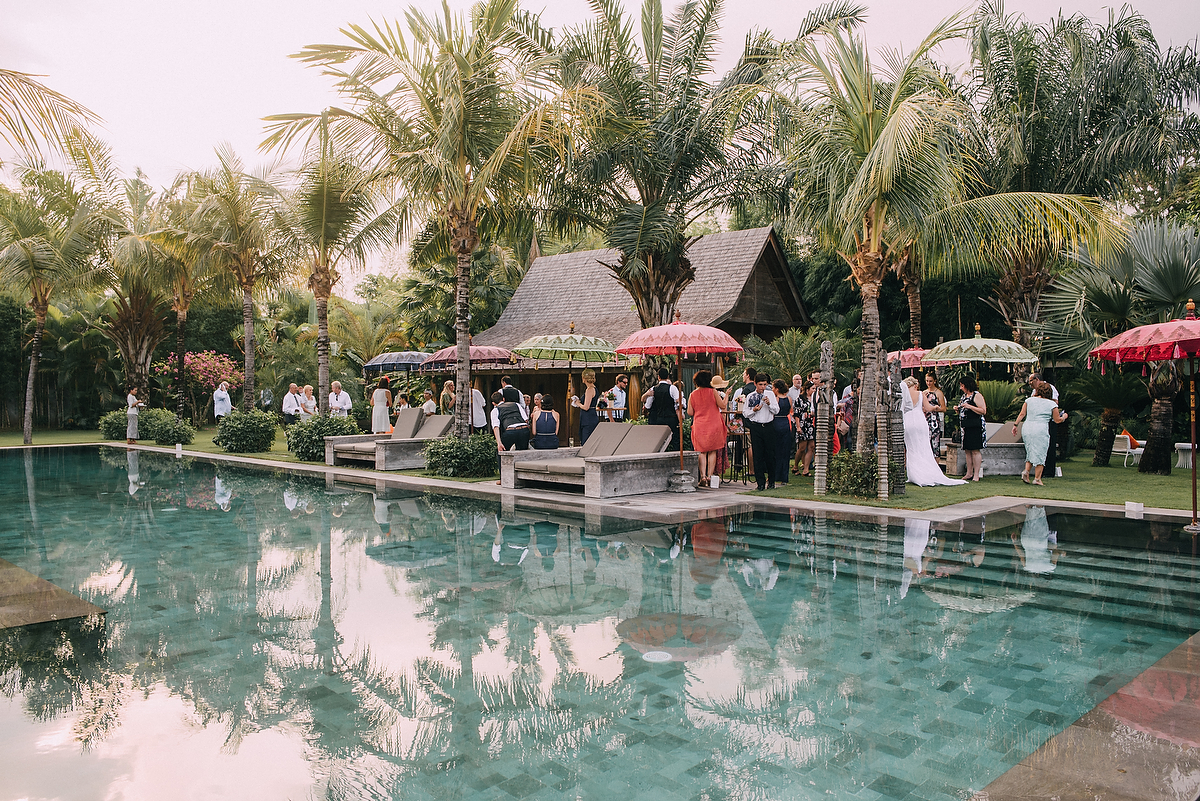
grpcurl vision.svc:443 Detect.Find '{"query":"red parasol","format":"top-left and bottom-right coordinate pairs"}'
top-left (615, 313), bottom-right (744, 472)
top-left (616, 613), bottom-right (742, 662)
top-left (1089, 299), bottom-right (1200, 534)
top-left (887, 347), bottom-right (969, 369)
top-left (419, 345), bottom-right (514, 371)
top-left (1098, 667), bottom-right (1200, 748)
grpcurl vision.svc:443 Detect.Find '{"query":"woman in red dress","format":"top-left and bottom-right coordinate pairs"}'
top-left (687, 370), bottom-right (728, 487)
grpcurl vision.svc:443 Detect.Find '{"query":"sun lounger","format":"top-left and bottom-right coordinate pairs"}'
top-left (325, 410), bottom-right (453, 470)
top-left (500, 422), bottom-right (699, 498)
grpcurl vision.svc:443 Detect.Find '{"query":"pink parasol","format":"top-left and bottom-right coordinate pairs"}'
top-left (887, 348), bottom-right (969, 369)
top-left (419, 345), bottom-right (514, 371)
top-left (616, 613), bottom-right (742, 663)
top-left (615, 313), bottom-right (744, 471)
top-left (1089, 299), bottom-right (1200, 533)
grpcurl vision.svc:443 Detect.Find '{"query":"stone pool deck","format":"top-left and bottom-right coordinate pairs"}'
top-left (98, 443), bottom-right (1200, 799)
top-left (0, 557), bottom-right (104, 629)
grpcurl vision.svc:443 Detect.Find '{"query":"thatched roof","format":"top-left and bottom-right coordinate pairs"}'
top-left (474, 226), bottom-right (809, 351)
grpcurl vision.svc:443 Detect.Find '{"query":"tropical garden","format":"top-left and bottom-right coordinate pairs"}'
top-left (1, 0), bottom-right (1199, 491)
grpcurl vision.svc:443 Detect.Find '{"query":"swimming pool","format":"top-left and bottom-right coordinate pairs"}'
top-left (0, 447), bottom-right (1195, 800)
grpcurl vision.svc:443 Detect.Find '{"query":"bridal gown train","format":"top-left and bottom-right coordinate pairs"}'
top-left (902, 389), bottom-right (966, 487)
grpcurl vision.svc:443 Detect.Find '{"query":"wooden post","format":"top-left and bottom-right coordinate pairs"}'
top-left (876, 339), bottom-right (890, 501)
top-left (889, 357), bottom-right (906, 495)
top-left (814, 341), bottom-right (833, 496)
top-left (628, 370), bottom-right (641, 422)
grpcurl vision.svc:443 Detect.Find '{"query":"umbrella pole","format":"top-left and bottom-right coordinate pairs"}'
top-left (677, 348), bottom-right (684, 472)
top-left (1189, 356), bottom-right (1199, 536)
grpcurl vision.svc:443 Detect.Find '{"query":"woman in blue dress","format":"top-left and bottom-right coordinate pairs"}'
top-left (1012, 383), bottom-right (1069, 485)
top-left (572, 369), bottom-right (600, 444)
top-left (531, 395), bottom-right (560, 449)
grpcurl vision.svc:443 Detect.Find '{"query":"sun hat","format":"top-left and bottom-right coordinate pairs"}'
top-left (710, 375), bottom-right (730, 389)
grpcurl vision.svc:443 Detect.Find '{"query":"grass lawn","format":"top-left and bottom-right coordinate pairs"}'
top-left (3, 426), bottom-right (497, 483)
top-left (744, 452), bottom-right (1199, 511)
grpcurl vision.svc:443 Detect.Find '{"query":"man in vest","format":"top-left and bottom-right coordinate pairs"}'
top-left (641, 367), bottom-right (682, 452)
top-left (744, 373), bottom-right (780, 491)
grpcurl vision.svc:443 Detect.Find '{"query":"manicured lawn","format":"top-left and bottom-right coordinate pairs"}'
top-left (745, 453), bottom-right (1198, 511)
top-left (0, 430), bottom-right (106, 447)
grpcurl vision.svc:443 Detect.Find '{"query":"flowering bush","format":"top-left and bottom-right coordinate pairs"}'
top-left (153, 351), bottom-right (244, 424)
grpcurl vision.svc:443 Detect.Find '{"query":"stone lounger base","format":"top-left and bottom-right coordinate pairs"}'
top-left (325, 434), bottom-right (435, 471)
top-left (501, 448), bottom-right (701, 498)
top-left (945, 442), bottom-right (1028, 477)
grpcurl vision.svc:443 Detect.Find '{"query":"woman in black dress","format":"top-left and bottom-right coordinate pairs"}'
top-left (572, 369), bottom-right (600, 445)
top-left (957, 375), bottom-right (987, 481)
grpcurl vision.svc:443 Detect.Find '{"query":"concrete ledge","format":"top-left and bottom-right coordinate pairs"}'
top-left (374, 438), bottom-right (435, 470)
top-left (950, 442), bottom-right (1028, 476)
top-left (503, 449), bottom-right (699, 498)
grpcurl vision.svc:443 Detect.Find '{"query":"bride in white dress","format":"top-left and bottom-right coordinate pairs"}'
top-left (902, 377), bottom-right (965, 487)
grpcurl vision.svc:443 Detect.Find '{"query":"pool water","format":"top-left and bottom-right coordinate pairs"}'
top-left (0, 447), bottom-right (1196, 800)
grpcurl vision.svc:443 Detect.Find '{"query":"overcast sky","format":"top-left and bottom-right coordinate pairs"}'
top-left (3, 0), bottom-right (1198, 189)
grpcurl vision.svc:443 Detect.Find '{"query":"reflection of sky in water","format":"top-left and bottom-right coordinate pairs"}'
top-left (0, 448), bottom-right (1197, 800)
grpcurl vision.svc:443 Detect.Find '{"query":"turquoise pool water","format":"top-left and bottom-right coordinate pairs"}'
top-left (0, 447), bottom-right (1196, 800)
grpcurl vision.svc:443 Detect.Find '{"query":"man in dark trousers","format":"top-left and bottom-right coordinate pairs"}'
top-left (641, 367), bottom-right (682, 452)
top-left (743, 374), bottom-right (779, 490)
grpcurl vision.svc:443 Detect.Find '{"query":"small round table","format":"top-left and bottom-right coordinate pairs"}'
top-left (1176, 442), bottom-right (1193, 469)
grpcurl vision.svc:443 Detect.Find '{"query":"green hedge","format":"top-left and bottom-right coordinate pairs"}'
top-left (99, 407), bottom-right (193, 444)
top-left (285, 415), bottom-right (360, 462)
top-left (828, 451), bottom-right (877, 497)
top-left (424, 433), bottom-right (499, 477)
top-left (214, 410), bottom-right (278, 453)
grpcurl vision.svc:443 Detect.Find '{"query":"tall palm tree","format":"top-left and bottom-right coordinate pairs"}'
top-left (970, 2), bottom-right (1200, 347)
top-left (185, 146), bottom-right (287, 411)
top-left (783, 17), bottom-right (1118, 460)
top-left (264, 117), bottom-right (400, 414)
top-left (0, 170), bottom-right (105, 443)
top-left (265, 0), bottom-right (578, 438)
top-left (551, 0), bottom-right (864, 329)
top-left (0, 69), bottom-right (99, 158)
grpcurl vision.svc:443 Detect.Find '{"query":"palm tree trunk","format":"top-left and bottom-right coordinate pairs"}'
top-left (450, 213), bottom-right (478, 439)
top-left (1092, 407), bottom-right (1122, 466)
top-left (175, 307), bottom-right (188, 421)
top-left (906, 284), bottom-right (922, 350)
top-left (856, 283), bottom-right (881, 454)
top-left (1140, 396), bottom-right (1175, 475)
top-left (23, 307), bottom-right (47, 446)
top-left (316, 294), bottom-right (330, 416)
top-left (241, 282), bottom-right (256, 412)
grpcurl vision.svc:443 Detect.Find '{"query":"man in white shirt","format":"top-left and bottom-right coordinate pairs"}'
top-left (604, 374), bottom-right (629, 421)
top-left (500, 375), bottom-right (528, 416)
top-left (787, 374), bottom-right (804, 404)
top-left (471, 387), bottom-right (487, 433)
top-left (281, 384), bottom-right (302, 426)
top-left (744, 374), bottom-right (780, 491)
top-left (842, 369), bottom-right (861, 401)
top-left (329, 381), bottom-right (353, 417)
top-left (421, 390), bottom-right (438, 417)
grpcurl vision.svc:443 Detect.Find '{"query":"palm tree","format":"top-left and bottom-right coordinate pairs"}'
top-left (970, 2), bottom-right (1200, 347)
top-left (0, 69), bottom-right (99, 157)
top-left (550, 0), bottom-right (864, 329)
top-left (392, 243), bottom-right (524, 349)
top-left (0, 169), bottom-right (105, 444)
top-left (185, 146), bottom-right (287, 411)
top-left (1033, 219), bottom-right (1200, 473)
top-left (782, 17), bottom-right (1117, 460)
top-left (328, 299), bottom-right (408, 370)
top-left (265, 0), bottom-right (574, 438)
top-left (265, 116), bottom-right (400, 414)
top-left (1069, 371), bottom-right (1148, 466)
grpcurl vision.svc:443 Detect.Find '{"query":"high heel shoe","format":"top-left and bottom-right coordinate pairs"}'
top-left (1021, 470), bottom-right (1030, 484)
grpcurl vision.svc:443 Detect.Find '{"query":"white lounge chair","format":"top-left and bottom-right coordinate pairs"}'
top-left (1112, 434), bottom-right (1144, 467)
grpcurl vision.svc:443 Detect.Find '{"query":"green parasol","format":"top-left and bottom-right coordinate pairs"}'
top-left (511, 324), bottom-right (618, 365)
top-left (921, 323), bottom-right (1038, 365)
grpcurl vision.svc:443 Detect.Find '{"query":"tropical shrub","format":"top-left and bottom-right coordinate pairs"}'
top-left (99, 408), bottom-right (184, 442)
top-left (743, 327), bottom-right (861, 390)
top-left (286, 415), bottom-right (360, 462)
top-left (99, 409), bottom-right (128, 440)
top-left (424, 433), bottom-right (499, 477)
top-left (977, 381), bottom-right (1024, 423)
top-left (828, 451), bottom-right (876, 497)
top-left (152, 416), bottom-right (196, 445)
top-left (214, 410), bottom-right (278, 453)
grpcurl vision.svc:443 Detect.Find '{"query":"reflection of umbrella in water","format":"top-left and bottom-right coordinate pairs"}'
top-left (1099, 667), bottom-right (1200, 748)
top-left (617, 613), bottom-right (742, 662)
top-left (921, 585), bottom-right (1035, 615)
top-left (517, 584), bottom-right (630, 627)
top-left (366, 537), bottom-right (455, 570)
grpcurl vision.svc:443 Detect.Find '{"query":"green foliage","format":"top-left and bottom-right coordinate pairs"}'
top-left (1069, 370), bottom-right (1148, 416)
top-left (98, 407), bottom-right (191, 443)
top-left (285, 415), bottom-right (360, 462)
top-left (743, 327), bottom-right (861, 389)
top-left (213, 409), bottom-right (278, 453)
top-left (977, 381), bottom-right (1024, 422)
top-left (424, 432), bottom-right (499, 478)
top-left (828, 451), bottom-right (876, 498)
top-left (151, 415), bottom-right (195, 445)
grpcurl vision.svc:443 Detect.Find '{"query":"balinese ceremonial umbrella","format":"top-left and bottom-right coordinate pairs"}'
top-left (419, 344), bottom-right (514, 371)
top-left (513, 324), bottom-right (618, 441)
top-left (888, 347), bottom-right (969, 370)
top-left (1089, 299), bottom-right (1200, 534)
top-left (616, 312), bottom-right (744, 470)
top-left (920, 324), bottom-right (1038, 366)
top-left (362, 350), bottom-right (430, 376)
